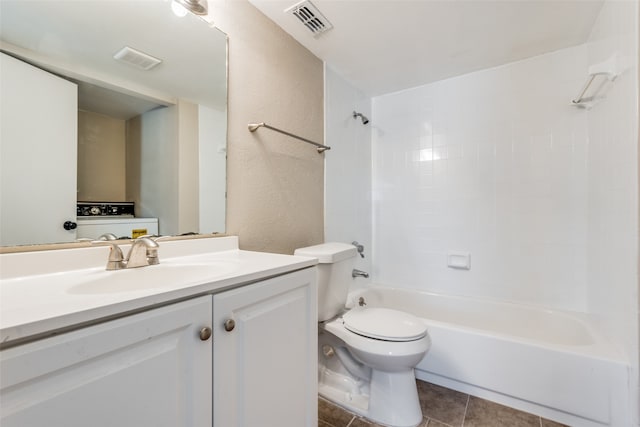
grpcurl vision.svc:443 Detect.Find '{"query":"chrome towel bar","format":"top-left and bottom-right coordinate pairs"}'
top-left (248, 122), bottom-right (330, 153)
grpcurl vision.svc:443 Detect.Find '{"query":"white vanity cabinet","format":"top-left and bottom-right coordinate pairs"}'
top-left (0, 295), bottom-right (213, 427)
top-left (0, 247), bottom-right (318, 427)
top-left (213, 268), bottom-right (318, 427)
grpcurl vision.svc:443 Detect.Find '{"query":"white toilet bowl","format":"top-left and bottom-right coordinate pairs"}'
top-left (326, 307), bottom-right (430, 371)
top-left (321, 307), bottom-right (430, 427)
top-left (294, 243), bottom-right (431, 427)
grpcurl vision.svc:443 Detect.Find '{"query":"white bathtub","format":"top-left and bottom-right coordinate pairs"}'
top-left (347, 286), bottom-right (630, 427)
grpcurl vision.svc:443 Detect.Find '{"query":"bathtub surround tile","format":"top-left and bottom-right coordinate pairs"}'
top-left (372, 43), bottom-right (591, 312)
top-left (584, 2), bottom-right (639, 424)
top-left (463, 396), bottom-right (540, 427)
top-left (416, 381), bottom-right (469, 426)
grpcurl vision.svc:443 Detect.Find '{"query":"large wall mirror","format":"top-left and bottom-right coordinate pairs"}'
top-left (0, 0), bottom-right (227, 248)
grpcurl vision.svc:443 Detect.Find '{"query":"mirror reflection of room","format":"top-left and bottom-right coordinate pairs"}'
top-left (0, 0), bottom-right (227, 246)
top-left (76, 92), bottom-right (162, 241)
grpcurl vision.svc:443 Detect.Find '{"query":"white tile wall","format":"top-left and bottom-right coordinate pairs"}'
top-left (372, 45), bottom-right (591, 311)
top-left (324, 65), bottom-right (372, 277)
top-left (585, 0), bottom-right (638, 425)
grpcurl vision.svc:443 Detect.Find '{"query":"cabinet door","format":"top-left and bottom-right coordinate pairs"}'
top-left (213, 268), bottom-right (318, 427)
top-left (0, 52), bottom-right (78, 246)
top-left (0, 296), bottom-right (212, 427)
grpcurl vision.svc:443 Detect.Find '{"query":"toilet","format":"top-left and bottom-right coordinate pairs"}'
top-left (294, 243), bottom-right (430, 427)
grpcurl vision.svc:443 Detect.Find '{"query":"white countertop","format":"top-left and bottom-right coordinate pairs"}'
top-left (0, 237), bottom-right (317, 346)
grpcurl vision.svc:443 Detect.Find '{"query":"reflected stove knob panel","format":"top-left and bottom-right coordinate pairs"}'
top-left (77, 202), bottom-right (135, 218)
top-left (76, 202), bottom-right (158, 240)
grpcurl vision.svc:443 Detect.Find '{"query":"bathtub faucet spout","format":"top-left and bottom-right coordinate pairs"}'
top-left (352, 269), bottom-right (369, 279)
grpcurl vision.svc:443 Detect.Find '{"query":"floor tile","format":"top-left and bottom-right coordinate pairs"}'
top-left (541, 418), bottom-right (569, 427)
top-left (318, 397), bottom-right (355, 427)
top-left (416, 381), bottom-right (468, 426)
top-left (348, 417), bottom-right (384, 427)
top-left (349, 416), bottom-right (429, 427)
top-left (464, 396), bottom-right (540, 427)
top-left (425, 419), bottom-right (449, 427)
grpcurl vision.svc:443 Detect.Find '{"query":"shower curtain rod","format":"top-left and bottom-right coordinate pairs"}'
top-left (247, 122), bottom-right (331, 153)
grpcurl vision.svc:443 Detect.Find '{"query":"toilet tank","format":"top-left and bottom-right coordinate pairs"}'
top-left (294, 243), bottom-right (357, 321)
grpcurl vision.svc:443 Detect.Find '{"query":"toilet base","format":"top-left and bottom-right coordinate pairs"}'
top-left (368, 369), bottom-right (423, 427)
top-left (318, 369), bottom-right (423, 427)
top-left (318, 321), bottom-right (427, 427)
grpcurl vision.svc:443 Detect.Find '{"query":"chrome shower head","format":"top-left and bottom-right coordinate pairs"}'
top-left (353, 111), bottom-right (369, 125)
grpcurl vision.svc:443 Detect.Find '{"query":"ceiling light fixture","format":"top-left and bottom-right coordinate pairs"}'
top-left (171, 1), bottom-right (188, 17)
top-left (173, 0), bottom-right (208, 16)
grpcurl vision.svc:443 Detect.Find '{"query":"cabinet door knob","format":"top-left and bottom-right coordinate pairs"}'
top-left (223, 318), bottom-right (235, 332)
top-left (199, 327), bottom-right (212, 341)
top-left (63, 221), bottom-right (77, 230)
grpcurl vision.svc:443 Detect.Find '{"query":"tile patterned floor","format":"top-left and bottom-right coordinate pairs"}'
top-left (318, 380), bottom-right (570, 427)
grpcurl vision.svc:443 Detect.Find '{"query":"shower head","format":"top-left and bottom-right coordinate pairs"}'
top-left (353, 111), bottom-right (369, 125)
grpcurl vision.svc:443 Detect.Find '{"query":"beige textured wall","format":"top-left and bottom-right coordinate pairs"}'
top-left (77, 110), bottom-right (126, 201)
top-left (210, 0), bottom-right (325, 254)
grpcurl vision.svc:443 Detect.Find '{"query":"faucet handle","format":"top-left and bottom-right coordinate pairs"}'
top-left (142, 236), bottom-right (168, 265)
top-left (107, 245), bottom-right (125, 266)
top-left (91, 240), bottom-right (125, 270)
top-left (352, 241), bottom-right (365, 258)
top-left (142, 237), bottom-right (161, 266)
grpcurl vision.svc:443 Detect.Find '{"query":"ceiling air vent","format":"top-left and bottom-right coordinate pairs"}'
top-left (285, 0), bottom-right (333, 37)
top-left (113, 46), bottom-right (162, 71)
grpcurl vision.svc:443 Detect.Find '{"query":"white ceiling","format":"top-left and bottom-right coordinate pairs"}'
top-left (249, 0), bottom-right (604, 96)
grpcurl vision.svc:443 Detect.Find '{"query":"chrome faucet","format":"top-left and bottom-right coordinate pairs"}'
top-left (352, 269), bottom-right (369, 278)
top-left (105, 243), bottom-right (126, 270)
top-left (94, 236), bottom-right (160, 270)
top-left (125, 237), bottom-right (160, 268)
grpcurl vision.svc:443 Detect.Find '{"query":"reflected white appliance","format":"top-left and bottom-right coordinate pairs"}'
top-left (76, 218), bottom-right (158, 240)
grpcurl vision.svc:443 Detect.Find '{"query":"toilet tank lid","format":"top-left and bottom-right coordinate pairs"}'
top-left (294, 242), bottom-right (357, 263)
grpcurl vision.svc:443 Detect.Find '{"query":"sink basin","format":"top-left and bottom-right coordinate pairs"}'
top-left (68, 261), bottom-right (238, 294)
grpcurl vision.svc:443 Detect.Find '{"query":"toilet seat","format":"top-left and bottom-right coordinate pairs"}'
top-left (323, 317), bottom-right (431, 364)
top-left (342, 307), bottom-right (427, 342)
